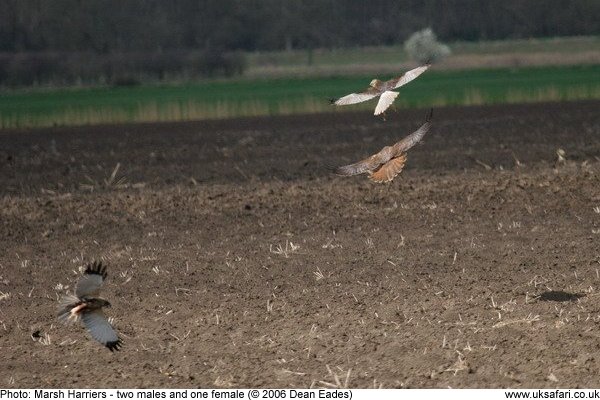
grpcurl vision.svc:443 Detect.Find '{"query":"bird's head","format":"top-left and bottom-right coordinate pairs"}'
top-left (370, 79), bottom-right (382, 88)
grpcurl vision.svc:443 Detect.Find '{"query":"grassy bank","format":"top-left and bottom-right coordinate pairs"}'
top-left (247, 36), bottom-right (600, 68)
top-left (244, 36), bottom-right (600, 77)
top-left (1, 65), bottom-right (599, 129)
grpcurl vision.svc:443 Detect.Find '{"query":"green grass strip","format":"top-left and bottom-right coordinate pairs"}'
top-left (1, 65), bottom-right (599, 129)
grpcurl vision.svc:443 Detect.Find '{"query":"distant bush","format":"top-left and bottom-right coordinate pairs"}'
top-left (404, 28), bottom-right (451, 64)
top-left (0, 54), bottom-right (10, 84)
top-left (2, 53), bottom-right (64, 86)
top-left (190, 48), bottom-right (247, 78)
top-left (0, 49), bottom-right (247, 88)
top-left (111, 76), bottom-right (140, 87)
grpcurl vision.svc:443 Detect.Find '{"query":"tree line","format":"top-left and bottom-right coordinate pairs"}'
top-left (0, 0), bottom-right (597, 86)
top-left (1, 0), bottom-right (597, 53)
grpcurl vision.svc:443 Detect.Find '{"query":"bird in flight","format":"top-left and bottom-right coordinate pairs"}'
top-left (332, 109), bottom-right (432, 183)
top-left (57, 261), bottom-right (122, 351)
top-left (331, 64), bottom-right (430, 116)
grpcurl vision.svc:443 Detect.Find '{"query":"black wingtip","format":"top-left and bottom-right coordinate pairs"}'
top-left (84, 261), bottom-right (107, 280)
top-left (106, 339), bottom-right (123, 352)
top-left (425, 108), bottom-right (433, 123)
top-left (328, 98), bottom-right (337, 105)
top-left (324, 164), bottom-right (341, 174)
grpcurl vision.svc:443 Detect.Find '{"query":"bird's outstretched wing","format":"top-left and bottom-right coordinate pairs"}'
top-left (333, 145), bottom-right (396, 176)
top-left (369, 154), bottom-right (407, 183)
top-left (374, 91), bottom-right (399, 115)
top-left (390, 108), bottom-right (433, 154)
top-left (334, 86), bottom-right (381, 106)
top-left (76, 261), bottom-right (107, 298)
top-left (81, 309), bottom-right (122, 351)
top-left (389, 64), bottom-right (430, 90)
top-left (332, 109), bottom-right (433, 181)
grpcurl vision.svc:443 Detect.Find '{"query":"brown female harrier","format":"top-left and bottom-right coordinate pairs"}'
top-left (332, 109), bottom-right (432, 183)
top-left (331, 64), bottom-right (430, 115)
top-left (57, 261), bottom-right (122, 351)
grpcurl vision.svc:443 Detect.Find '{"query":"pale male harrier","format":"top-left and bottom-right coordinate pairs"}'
top-left (331, 64), bottom-right (430, 116)
top-left (57, 261), bottom-right (122, 351)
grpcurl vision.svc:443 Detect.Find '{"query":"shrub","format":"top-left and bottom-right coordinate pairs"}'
top-left (404, 28), bottom-right (451, 64)
top-left (0, 49), bottom-right (247, 88)
top-left (190, 47), bottom-right (247, 78)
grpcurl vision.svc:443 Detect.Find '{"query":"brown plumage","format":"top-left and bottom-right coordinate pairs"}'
top-left (57, 261), bottom-right (122, 351)
top-left (333, 109), bottom-right (432, 183)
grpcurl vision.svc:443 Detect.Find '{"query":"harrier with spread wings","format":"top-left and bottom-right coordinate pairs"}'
top-left (332, 109), bottom-right (432, 183)
top-left (331, 64), bottom-right (430, 115)
top-left (57, 261), bottom-right (122, 351)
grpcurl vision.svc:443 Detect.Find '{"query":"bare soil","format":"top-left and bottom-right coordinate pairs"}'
top-left (1, 101), bottom-right (600, 388)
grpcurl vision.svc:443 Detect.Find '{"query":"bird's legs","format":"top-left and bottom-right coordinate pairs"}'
top-left (68, 303), bottom-right (87, 320)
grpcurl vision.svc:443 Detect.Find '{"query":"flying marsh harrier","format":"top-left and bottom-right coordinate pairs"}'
top-left (57, 261), bottom-right (122, 351)
top-left (332, 109), bottom-right (432, 183)
top-left (331, 64), bottom-right (430, 116)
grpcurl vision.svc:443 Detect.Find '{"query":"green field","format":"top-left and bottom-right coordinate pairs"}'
top-left (1, 65), bottom-right (599, 129)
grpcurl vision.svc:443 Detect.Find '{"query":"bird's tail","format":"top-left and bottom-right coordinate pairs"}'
top-left (57, 294), bottom-right (82, 324)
